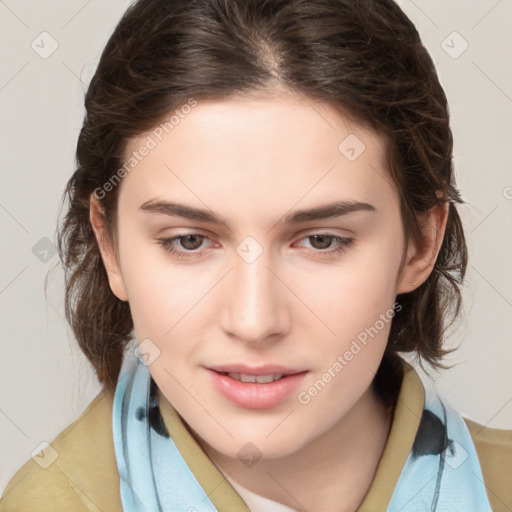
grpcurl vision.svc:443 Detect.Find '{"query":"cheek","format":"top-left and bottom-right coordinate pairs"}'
top-left (294, 249), bottom-right (400, 337)
top-left (119, 248), bottom-right (226, 377)
top-left (116, 241), bottom-right (176, 335)
top-left (297, 259), bottom-right (399, 413)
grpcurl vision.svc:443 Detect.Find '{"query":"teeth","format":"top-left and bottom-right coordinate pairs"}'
top-left (227, 372), bottom-right (284, 383)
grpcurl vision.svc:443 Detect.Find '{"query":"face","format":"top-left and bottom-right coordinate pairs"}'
top-left (92, 90), bottom-right (434, 461)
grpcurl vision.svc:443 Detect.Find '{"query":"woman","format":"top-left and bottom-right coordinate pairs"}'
top-left (1, 0), bottom-right (510, 510)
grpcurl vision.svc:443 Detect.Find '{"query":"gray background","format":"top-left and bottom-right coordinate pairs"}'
top-left (1, 0), bottom-right (511, 494)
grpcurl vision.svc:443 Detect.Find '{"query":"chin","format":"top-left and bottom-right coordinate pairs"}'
top-left (220, 429), bottom-right (310, 462)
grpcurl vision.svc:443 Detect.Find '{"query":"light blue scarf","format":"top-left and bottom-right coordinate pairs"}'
top-left (112, 352), bottom-right (493, 511)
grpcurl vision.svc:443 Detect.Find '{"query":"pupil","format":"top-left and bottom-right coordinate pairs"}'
top-left (312, 235), bottom-right (331, 249)
top-left (182, 235), bottom-right (202, 250)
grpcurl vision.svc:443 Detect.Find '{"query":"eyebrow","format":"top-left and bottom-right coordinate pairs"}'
top-left (139, 199), bottom-right (376, 227)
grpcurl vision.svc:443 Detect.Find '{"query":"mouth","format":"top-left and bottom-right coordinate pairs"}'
top-left (205, 365), bottom-right (309, 409)
top-left (215, 371), bottom-right (287, 384)
top-left (207, 363), bottom-right (307, 376)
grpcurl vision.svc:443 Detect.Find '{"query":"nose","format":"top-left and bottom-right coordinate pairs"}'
top-left (219, 244), bottom-right (290, 345)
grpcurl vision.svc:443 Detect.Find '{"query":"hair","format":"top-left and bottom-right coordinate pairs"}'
top-left (57, 0), bottom-right (468, 400)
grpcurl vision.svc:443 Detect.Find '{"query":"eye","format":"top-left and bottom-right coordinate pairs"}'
top-left (157, 234), bottom-right (211, 259)
top-left (295, 233), bottom-right (355, 257)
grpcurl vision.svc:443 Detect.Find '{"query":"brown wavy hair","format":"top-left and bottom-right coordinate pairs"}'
top-left (57, 0), bottom-right (468, 395)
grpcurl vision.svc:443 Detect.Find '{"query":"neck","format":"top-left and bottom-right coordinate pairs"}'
top-left (194, 380), bottom-right (397, 512)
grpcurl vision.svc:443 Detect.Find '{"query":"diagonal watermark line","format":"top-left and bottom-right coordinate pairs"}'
top-left (471, 265), bottom-right (512, 308)
top-left (301, 95), bottom-right (337, 131)
top-left (0, 266), bottom-right (28, 295)
top-left (199, 469), bottom-right (237, 503)
top-left (163, 267), bottom-right (234, 336)
top-left (265, 409), bottom-right (294, 438)
top-left (56, 464), bottom-right (105, 512)
top-left (0, 62), bottom-right (29, 93)
top-left (470, 469), bottom-right (512, 511)
top-left (0, 0), bottom-right (29, 28)
top-left (396, 393), bottom-right (422, 422)
top-left (60, 392), bottom-right (108, 441)
top-left (407, 0), bottom-right (439, 28)
top-left (0, 470), bottom-right (29, 501)
top-left (265, 470), bottom-right (309, 512)
top-left (61, 60), bottom-right (86, 88)
top-left (469, 204), bottom-right (499, 233)
top-left (266, 164), bottom-right (337, 234)
top-left (163, 367), bottom-right (234, 437)
top-left (0, 408), bottom-right (29, 439)
top-left (265, 266), bottom-right (336, 335)
top-left (471, 0), bottom-right (503, 30)
top-left (472, 61), bottom-right (512, 105)
top-left (0, 202), bottom-right (29, 233)
top-left (368, 162), bottom-right (395, 192)
top-left (61, 0), bottom-right (93, 29)
top-left (398, 474), bottom-right (437, 511)
top-left (164, 163), bottom-right (234, 233)
top-left (470, 395), bottom-right (512, 440)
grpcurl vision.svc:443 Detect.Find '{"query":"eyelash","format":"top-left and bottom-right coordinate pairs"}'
top-left (156, 233), bottom-right (355, 260)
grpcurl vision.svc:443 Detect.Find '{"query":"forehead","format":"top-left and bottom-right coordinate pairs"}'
top-left (119, 92), bottom-right (396, 220)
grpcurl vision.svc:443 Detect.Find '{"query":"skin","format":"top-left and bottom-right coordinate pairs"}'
top-left (90, 89), bottom-right (448, 512)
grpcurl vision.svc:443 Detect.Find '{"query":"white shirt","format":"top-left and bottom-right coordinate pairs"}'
top-left (224, 473), bottom-right (301, 512)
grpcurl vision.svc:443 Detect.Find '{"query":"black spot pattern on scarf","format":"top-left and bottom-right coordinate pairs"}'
top-left (148, 377), bottom-right (171, 438)
top-left (135, 378), bottom-right (171, 437)
top-left (135, 406), bottom-right (145, 421)
top-left (410, 405), bottom-right (451, 511)
top-left (412, 409), bottom-right (450, 458)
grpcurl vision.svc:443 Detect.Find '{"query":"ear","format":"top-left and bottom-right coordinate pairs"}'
top-left (89, 194), bottom-right (129, 301)
top-left (397, 200), bottom-right (450, 294)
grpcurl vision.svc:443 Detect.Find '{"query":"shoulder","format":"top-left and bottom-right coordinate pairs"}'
top-left (0, 388), bottom-right (123, 512)
top-left (464, 417), bottom-right (512, 512)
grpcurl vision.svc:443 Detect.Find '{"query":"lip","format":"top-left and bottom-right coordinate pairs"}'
top-left (207, 363), bottom-right (307, 375)
top-left (204, 366), bottom-right (309, 409)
